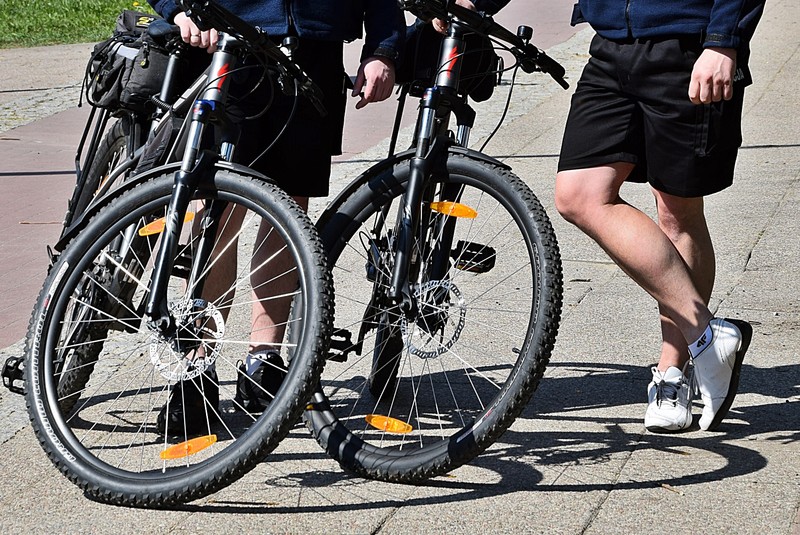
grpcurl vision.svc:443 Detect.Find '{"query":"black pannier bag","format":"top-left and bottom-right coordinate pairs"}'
top-left (83, 11), bottom-right (170, 114)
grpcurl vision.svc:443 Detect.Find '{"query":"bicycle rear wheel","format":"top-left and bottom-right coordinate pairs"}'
top-left (55, 119), bottom-right (133, 414)
top-left (26, 169), bottom-right (332, 506)
top-left (307, 153), bottom-right (562, 482)
top-left (70, 119), bottom-right (132, 223)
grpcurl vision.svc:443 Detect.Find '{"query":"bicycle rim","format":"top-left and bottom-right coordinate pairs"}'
top-left (26, 171), bottom-right (331, 506)
top-left (308, 154), bottom-right (562, 481)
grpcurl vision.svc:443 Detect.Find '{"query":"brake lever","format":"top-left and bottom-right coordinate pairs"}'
top-left (518, 43), bottom-right (569, 89)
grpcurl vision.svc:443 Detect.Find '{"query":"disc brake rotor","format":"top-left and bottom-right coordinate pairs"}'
top-left (401, 279), bottom-right (466, 359)
top-left (149, 298), bottom-right (224, 381)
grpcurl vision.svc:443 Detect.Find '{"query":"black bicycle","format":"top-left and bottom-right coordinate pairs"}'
top-left (304, 0), bottom-right (566, 483)
top-left (21, 0), bottom-right (332, 507)
top-left (1, 14), bottom-right (195, 398)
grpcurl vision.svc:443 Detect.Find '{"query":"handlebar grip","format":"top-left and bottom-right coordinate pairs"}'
top-left (520, 44), bottom-right (569, 89)
top-left (534, 50), bottom-right (569, 89)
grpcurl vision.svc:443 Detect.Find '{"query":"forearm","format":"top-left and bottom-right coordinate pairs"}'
top-left (362, 0), bottom-right (405, 64)
top-left (148, 0), bottom-right (180, 22)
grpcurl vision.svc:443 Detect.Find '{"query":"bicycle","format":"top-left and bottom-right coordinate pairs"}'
top-left (304, 0), bottom-right (567, 483)
top-left (20, 0), bottom-right (333, 507)
top-left (1, 14), bottom-right (214, 399)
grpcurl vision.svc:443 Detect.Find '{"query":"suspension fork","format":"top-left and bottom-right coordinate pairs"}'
top-left (145, 37), bottom-right (240, 332)
top-left (388, 21), bottom-right (471, 309)
top-left (388, 87), bottom-right (441, 308)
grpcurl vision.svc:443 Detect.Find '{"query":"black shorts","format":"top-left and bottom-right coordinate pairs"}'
top-left (558, 34), bottom-right (751, 197)
top-left (200, 39), bottom-right (347, 198)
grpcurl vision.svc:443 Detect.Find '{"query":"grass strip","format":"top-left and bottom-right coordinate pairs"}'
top-left (0, 0), bottom-right (155, 49)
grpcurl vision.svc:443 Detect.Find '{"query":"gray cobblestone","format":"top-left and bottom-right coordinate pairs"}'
top-left (0, 85), bottom-right (83, 134)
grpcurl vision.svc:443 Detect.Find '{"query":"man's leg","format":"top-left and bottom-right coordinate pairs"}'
top-left (188, 196), bottom-right (309, 412)
top-left (555, 165), bottom-right (751, 431)
top-left (192, 196), bottom-right (309, 351)
top-left (652, 190), bottom-right (715, 372)
top-left (248, 196), bottom-right (309, 353)
top-left (554, 163), bottom-right (713, 344)
top-left (644, 190), bottom-right (714, 431)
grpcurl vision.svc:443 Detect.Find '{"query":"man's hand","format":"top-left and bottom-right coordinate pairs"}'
top-left (174, 11), bottom-right (219, 53)
top-left (432, 0), bottom-right (476, 34)
top-left (352, 56), bottom-right (396, 109)
top-left (689, 47), bottom-right (737, 104)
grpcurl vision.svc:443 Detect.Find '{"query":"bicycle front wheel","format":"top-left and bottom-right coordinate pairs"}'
top-left (26, 169), bottom-right (332, 506)
top-left (307, 153), bottom-right (562, 482)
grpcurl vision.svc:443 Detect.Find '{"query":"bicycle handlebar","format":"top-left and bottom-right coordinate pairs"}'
top-left (399, 0), bottom-right (569, 89)
top-left (178, 0), bottom-right (327, 114)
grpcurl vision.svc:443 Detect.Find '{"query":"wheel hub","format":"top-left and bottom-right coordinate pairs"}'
top-left (149, 298), bottom-right (224, 381)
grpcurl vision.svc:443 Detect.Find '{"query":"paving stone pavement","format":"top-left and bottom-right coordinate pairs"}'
top-left (0, 1), bottom-right (798, 533)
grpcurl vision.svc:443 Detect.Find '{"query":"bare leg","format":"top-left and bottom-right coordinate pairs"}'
top-left (196, 196), bottom-right (308, 354)
top-left (249, 196), bottom-right (309, 353)
top-left (554, 163), bottom-right (713, 344)
top-left (652, 189), bottom-right (715, 371)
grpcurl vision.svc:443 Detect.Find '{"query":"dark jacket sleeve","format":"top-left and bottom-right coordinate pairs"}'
top-left (148, 0), bottom-right (181, 22)
top-left (361, 0), bottom-right (406, 64)
top-left (705, 0), bottom-right (765, 49)
top-left (472, 0), bottom-right (511, 15)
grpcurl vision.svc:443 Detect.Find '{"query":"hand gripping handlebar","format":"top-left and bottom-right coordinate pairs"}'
top-left (179, 0), bottom-right (327, 114)
top-left (399, 0), bottom-right (569, 89)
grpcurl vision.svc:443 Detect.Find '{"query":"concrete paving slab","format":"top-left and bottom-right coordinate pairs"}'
top-left (0, 0), bottom-right (797, 532)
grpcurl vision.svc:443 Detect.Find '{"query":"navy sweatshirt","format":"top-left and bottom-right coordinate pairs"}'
top-left (573, 0), bottom-right (765, 49)
top-left (148, 0), bottom-right (404, 62)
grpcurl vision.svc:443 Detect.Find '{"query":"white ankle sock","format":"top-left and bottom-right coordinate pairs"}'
top-left (688, 323), bottom-right (714, 359)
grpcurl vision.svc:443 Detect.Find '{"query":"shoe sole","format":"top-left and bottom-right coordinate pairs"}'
top-left (705, 318), bottom-right (753, 431)
top-left (646, 423), bottom-right (692, 434)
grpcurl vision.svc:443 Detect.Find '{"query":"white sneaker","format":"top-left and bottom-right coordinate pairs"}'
top-left (691, 318), bottom-right (753, 431)
top-left (645, 364), bottom-right (693, 432)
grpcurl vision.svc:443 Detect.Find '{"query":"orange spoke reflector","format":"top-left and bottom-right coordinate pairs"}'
top-left (139, 212), bottom-right (196, 236)
top-left (365, 414), bottom-right (413, 434)
top-left (160, 434), bottom-right (217, 460)
top-left (429, 202), bottom-right (477, 219)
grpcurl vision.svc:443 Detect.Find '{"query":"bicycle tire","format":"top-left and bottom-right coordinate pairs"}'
top-left (71, 119), bottom-right (131, 223)
top-left (54, 119), bottom-right (133, 414)
top-left (306, 153), bottom-right (562, 482)
top-left (26, 169), bottom-right (332, 506)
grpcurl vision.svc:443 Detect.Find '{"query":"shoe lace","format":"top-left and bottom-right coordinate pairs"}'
top-left (654, 378), bottom-right (680, 406)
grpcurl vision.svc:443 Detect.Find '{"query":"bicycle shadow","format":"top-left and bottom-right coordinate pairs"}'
top-left (153, 359), bottom-right (798, 514)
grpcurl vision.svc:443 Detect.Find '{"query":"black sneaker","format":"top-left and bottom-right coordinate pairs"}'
top-left (156, 369), bottom-right (220, 436)
top-left (233, 352), bottom-right (286, 413)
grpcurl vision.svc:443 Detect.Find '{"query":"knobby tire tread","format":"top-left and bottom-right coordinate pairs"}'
top-left (26, 171), bottom-right (333, 507)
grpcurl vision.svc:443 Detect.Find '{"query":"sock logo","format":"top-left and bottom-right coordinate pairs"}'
top-left (696, 333), bottom-right (708, 348)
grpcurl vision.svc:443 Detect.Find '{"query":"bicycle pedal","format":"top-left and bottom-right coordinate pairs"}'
top-left (2, 356), bottom-right (25, 395)
top-left (171, 250), bottom-right (192, 279)
top-left (451, 240), bottom-right (496, 273)
top-left (327, 329), bottom-right (361, 362)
